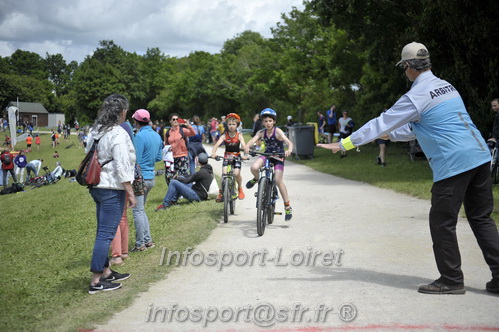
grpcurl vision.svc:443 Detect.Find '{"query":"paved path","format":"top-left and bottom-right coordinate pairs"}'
top-left (97, 155), bottom-right (499, 331)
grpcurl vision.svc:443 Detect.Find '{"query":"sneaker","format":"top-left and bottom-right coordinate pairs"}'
top-left (89, 280), bottom-right (122, 294)
top-left (238, 187), bottom-right (245, 200)
top-left (121, 253), bottom-right (129, 260)
top-left (340, 154), bottom-right (346, 159)
top-left (376, 156), bottom-right (381, 165)
top-left (145, 242), bottom-right (155, 248)
top-left (246, 178), bottom-right (257, 189)
top-left (381, 162), bottom-right (386, 167)
top-left (285, 206), bottom-right (293, 221)
top-left (101, 269), bottom-right (131, 282)
top-left (215, 193), bottom-right (223, 203)
top-left (486, 278), bottom-right (499, 293)
top-left (155, 204), bottom-right (169, 212)
top-left (131, 245), bottom-right (147, 252)
top-left (418, 279), bottom-right (465, 295)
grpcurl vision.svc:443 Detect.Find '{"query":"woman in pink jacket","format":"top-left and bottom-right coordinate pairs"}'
top-left (163, 113), bottom-right (196, 184)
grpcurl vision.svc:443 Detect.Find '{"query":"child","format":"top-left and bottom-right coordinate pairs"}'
top-left (35, 134), bottom-right (41, 151)
top-left (244, 108), bottom-right (294, 221)
top-left (53, 151), bottom-right (59, 158)
top-left (211, 113), bottom-right (247, 201)
top-left (26, 134), bottom-right (33, 152)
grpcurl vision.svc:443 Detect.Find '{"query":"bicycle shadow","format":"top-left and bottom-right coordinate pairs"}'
top-left (219, 214), bottom-right (290, 238)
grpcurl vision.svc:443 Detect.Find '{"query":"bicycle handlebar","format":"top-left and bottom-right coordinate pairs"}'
top-left (248, 151), bottom-right (286, 158)
top-left (210, 155), bottom-right (246, 162)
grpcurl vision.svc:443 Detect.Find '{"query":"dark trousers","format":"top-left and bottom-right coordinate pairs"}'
top-left (430, 162), bottom-right (499, 285)
top-left (2, 168), bottom-right (16, 186)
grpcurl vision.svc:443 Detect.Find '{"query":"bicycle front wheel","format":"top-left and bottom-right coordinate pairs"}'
top-left (223, 177), bottom-right (230, 223)
top-left (229, 178), bottom-right (236, 215)
top-left (267, 184), bottom-right (277, 225)
top-left (256, 177), bottom-right (269, 236)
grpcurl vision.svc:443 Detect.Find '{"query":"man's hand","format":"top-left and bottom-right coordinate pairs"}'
top-left (317, 143), bottom-right (342, 153)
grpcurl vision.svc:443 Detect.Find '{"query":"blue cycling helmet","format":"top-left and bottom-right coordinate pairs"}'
top-left (260, 108), bottom-right (277, 119)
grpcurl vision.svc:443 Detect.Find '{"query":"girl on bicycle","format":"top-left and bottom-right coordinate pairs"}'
top-left (244, 108), bottom-right (294, 221)
top-left (211, 113), bottom-right (247, 201)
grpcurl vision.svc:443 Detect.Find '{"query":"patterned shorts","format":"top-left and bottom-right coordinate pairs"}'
top-left (165, 156), bottom-right (190, 184)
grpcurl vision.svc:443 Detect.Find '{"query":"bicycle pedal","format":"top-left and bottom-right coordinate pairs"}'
top-left (274, 212), bottom-right (282, 215)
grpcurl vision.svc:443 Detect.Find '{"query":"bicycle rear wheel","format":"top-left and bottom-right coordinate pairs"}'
top-left (223, 177), bottom-right (230, 223)
top-left (494, 162), bottom-right (499, 185)
top-left (256, 177), bottom-right (269, 236)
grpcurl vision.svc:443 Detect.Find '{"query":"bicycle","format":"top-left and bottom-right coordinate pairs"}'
top-left (488, 141), bottom-right (499, 184)
top-left (25, 167), bottom-right (59, 189)
top-left (213, 155), bottom-right (239, 223)
top-left (249, 151), bottom-right (285, 236)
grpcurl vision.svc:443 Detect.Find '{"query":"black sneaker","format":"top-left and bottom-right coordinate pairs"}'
top-left (376, 156), bottom-right (381, 165)
top-left (101, 269), bottom-right (131, 282)
top-left (418, 279), bottom-right (465, 295)
top-left (486, 278), bottom-right (499, 293)
top-left (246, 178), bottom-right (257, 189)
top-left (89, 280), bottom-right (122, 294)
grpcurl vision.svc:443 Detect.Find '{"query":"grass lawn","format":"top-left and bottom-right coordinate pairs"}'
top-left (1, 133), bottom-right (498, 331)
top-left (0, 133), bottom-right (221, 331)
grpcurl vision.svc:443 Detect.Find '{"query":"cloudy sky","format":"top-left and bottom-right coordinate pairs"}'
top-left (0, 0), bottom-right (305, 64)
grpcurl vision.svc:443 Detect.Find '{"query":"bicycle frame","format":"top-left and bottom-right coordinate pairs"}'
top-left (250, 151), bottom-right (284, 236)
top-left (214, 155), bottom-right (239, 223)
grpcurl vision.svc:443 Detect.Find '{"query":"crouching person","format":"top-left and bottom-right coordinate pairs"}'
top-left (155, 153), bottom-right (213, 211)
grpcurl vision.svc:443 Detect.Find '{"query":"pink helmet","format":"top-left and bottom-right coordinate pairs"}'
top-left (132, 109), bottom-right (150, 122)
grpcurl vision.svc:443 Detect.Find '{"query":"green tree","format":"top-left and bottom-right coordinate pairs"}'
top-left (309, 0), bottom-right (499, 134)
top-left (71, 40), bottom-right (147, 120)
top-left (7, 50), bottom-right (48, 81)
top-left (0, 74), bottom-right (52, 111)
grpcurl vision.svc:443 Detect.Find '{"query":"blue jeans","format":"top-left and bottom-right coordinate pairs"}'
top-left (90, 188), bottom-right (126, 274)
top-left (163, 179), bottom-right (200, 206)
top-left (132, 179), bottom-right (155, 247)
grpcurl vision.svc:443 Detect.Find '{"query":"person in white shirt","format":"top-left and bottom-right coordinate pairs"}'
top-left (26, 159), bottom-right (43, 179)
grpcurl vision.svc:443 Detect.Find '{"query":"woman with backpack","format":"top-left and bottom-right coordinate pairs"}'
top-left (163, 113), bottom-right (196, 185)
top-left (85, 93), bottom-right (136, 294)
top-left (1, 148), bottom-right (17, 188)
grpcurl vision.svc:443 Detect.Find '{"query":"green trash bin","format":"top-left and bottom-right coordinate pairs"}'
top-left (288, 125), bottom-right (315, 159)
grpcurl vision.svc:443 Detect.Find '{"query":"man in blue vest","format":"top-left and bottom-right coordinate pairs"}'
top-left (319, 42), bottom-right (499, 295)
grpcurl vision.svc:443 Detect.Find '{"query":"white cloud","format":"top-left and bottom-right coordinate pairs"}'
top-left (0, 0), bottom-right (304, 63)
